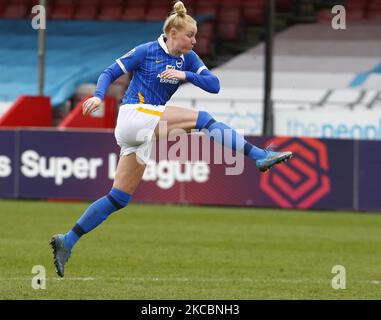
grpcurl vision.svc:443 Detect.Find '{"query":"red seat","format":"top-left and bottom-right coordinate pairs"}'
top-left (3, 3), bottom-right (28, 18)
top-left (243, 6), bottom-right (265, 25)
top-left (184, 5), bottom-right (194, 16)
top-left (149, 0), bottom-right (171, 7)
top-left (219, 0), bottom-right (244, 8)
top-left (77, 0), bottom-right (100, 5)
top-left (195, 4), bottom-right (218, 17)
top-left (54, 0), bottom-right (74, 4)
top-left (97, 4), bottom-right (123, 20)
top-left (126, 0), bottom-right (147, 5)
top-left (276, 0), bottom-right (293, 12)
top-left (195, 35), bottom-right (213, 57)
top-left (346, 0), bottom-right (368, 9)
top-left (197, 0), bottom-right (219, 6)
top-left (181, 0), bottom-right (196, 6)
top-left (367, 10), bottom-right (381, 18)
top-left (8, 0), bottom-right (30, 4)
top-left (217, 22), bottom-right (239, 41)
top-left (28, 1), bottom-right (52, 19)
top-left (346, 7), bottom-right (366, 20)
top-left (73, 5), bottom-right (98, 20)
top-left (245, 0), bottom-right (266, 8)
top-left (121, 4), bottom-right (145, 21)
top-left (145, 6), bottom-right (168, 21)
top-left (218, 8), bottom-right (241, 23)
top-left (50, 3), bottom-right (75, 19)
top-left (197, 22), bottom-right (214, 38)
top-left (99, 0), bottom-right (123, 5)
top-left (317, 9), bottom-right (333, 22)
top-left (367, 0), bottom-right (381, 20)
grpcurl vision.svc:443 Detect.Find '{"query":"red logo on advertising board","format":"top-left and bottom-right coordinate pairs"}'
top-left (259, 137), bottom-right (331, 209)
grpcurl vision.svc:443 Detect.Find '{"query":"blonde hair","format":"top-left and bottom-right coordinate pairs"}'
top-left (163, 1), bottom-right (196, 35)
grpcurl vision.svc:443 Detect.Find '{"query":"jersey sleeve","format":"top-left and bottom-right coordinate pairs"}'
top-left (115, 43), bottom-right (147, 74)
top-left (185, 50), bottom-right (209, 75)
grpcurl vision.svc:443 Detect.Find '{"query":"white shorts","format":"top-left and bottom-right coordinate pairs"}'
top-left (114, 104), bottom-right (166, 164)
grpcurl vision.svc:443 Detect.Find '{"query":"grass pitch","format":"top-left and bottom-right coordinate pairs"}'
top-left (0, 199), bottom-right (381, 299)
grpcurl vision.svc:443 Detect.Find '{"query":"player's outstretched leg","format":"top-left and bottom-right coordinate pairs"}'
top-left (195, 111), bottom-right (292, 172)
top-left (50, 187), bottom-right (132, 277)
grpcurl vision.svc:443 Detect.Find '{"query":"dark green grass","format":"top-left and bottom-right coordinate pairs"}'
top-left (0, 199), bottom-right (381, 299)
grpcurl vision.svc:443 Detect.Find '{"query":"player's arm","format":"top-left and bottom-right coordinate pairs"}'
top-left (184, 51), bottom-right (220, 94)
top-left (160, 51), bottom-right (220, 94)
top-left (184, 68), bottom-right (220, 94)
top-left (83, 45), bottom-right (147, 115)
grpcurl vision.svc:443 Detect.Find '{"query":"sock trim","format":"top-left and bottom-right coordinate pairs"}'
top-left (205, 118), bottom-right (216, 129)
top-left (107, 194), bottom-right (124, 210)
top-left (72, 223), bottom-right (86, 237)
top-left (244, 142), bottom-right (253, 156)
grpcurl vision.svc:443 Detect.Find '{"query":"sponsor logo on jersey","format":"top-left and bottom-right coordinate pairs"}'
top-left (157, 65), bottom-right (180, 84)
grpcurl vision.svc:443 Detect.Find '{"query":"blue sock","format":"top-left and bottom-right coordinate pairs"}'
top-left (64, 187), bottom-right (132, 250)
top-left (195, 111), bottom-right (266, 160)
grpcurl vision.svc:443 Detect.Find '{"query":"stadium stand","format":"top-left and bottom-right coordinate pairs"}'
top-left (0, 19), bottom-right (164, 107)
top-left (1, 0), bottom-right (380, 132)
top-left (168, 20), bottom-right (381, 135)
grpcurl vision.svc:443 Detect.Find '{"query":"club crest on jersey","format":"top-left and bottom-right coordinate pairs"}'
top-left (176, 59), bottom-right (183, 69)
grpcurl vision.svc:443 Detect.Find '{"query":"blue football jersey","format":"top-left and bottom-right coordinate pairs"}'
top-left (115, 34), bottom-right (208, 106)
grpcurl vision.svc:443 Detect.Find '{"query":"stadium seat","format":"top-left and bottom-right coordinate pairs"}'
top-left (217, 22), bottom-right (239, 41)
top-left (367, 9), bottom-right (381, 19)
top-left (246, 0), bottom-right (266, 7)
top-left (73, 5), bottom-right (98, 20)
top-left (317, 9), bottom-right (333, 22)
top-left (28, 1), bottom-right (53, 19)
top-left (8, 0), bottom-right (28, 4)
top-left (195, 4), bottom-right (218, 18)
top-left (195, 35), bottom-right (213, 57)
top-left (3, 3), bottom-right (28, 18)
top-left (184, 5), bottom-right (194, 16)
top-left (55, 0), bottom-right (74, 4)
top-left (78, 0), bottom-right (100, 5)
top-left (181, 0), bottom-right (196, 6)
top-left (197, 22), bottom-right (214, 39)
top-left (145, 5), bottom-right (168, 21)
top-left (97, 4), bottom-right (124, 20)
top-left (276, 0), bottom-right (293, 12)
top-left (121, 4), bottom-right (146, 21)
top-left (368, 0), bottom-right (381, 18)
top-left (126, 0), bottom-right (146, 5)
top-left (243, 6), bottom-right (265, 26)
top-left (50, 3), bottom-right (75, 20)
top-left (99, 0), bottom-right (123, 5)
top-left (219, 0), bottom-right (244, 9)
top-left (346, 7), bottom-right (366, 20)
top-left (218, 8), bottom-right (241, 23)
top-left (346, 0), bottom-right (368, 9)
top-left (149, 0), bottom-right (171, 6)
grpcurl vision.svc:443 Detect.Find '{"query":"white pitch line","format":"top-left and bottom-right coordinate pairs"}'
top-left (0, 277), bottom-right (96, 281)
top-left (0, 277), bottom-right (380, 284)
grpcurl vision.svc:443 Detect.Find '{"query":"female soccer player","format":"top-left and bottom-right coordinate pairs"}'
top-left (50, 1), bottom-right (292, 277)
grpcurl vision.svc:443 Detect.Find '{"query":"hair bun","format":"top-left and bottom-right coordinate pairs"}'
top-left (173, 1), bottom-right (187, 17)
